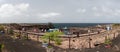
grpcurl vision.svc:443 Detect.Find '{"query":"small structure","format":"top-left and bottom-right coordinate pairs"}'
top-left (48, 29), bottom-right (60, 32)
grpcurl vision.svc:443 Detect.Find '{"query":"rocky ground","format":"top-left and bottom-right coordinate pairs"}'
top-left (0, 35), bottom-right (46, 52)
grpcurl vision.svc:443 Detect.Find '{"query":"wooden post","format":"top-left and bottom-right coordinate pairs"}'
top-left (105, 36), bottom-right (107, 40)
top-left (89, 37), bottom-right (92, 48)
top-left (37, 35), bottom-right (39, 41)
top-left (77, 32), bottom-right (79, 37)
top-left (48, 36), bottom-right (50, 45)
top-left (69, 36), bottom-right (71, 49)
top-left (114, 33), bottom-right (115, 39)
top-left (27, 33), bottom-right (29, 40)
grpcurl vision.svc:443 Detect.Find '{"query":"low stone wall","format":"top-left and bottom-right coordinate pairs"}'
top-left (58, 30), bottom-right (119, 49)
top-left (14, 29), bottom-right (119, 50)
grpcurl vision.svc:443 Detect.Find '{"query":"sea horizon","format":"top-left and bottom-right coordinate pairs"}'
top-left (0, 23), bottom-right (112, 28)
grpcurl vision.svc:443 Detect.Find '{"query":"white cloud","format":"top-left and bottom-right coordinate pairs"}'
top-left (112, 9), bottom-right (120, 16)
top-left (77, 6), bottom-right (120, 17)
top-left (37, 12), bottom-right (61, 20)
top-left (92, 7), bottom-right (97, 11)
top-left (101, 6), bottom-right (112, 12)
top-left (115, 9), bottom-right (120, 13)
top-left (77, 8), bottom-right (86, 13)
top-left (100, 6), bottom-right (120, 16)
top-left (91, 6), bottom-right (120, 17)
top-left (0, 0), bottom-right (4, 3)
top-left (0, 3), bottom-right (29, 18)
top-left (40, 12), bottom-right (60, 17)
top-left (94, 13), bottom-right (102, 17)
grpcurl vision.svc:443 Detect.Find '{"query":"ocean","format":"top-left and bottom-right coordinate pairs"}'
top-left (53, 23), bottom-right (110, 28)
top-left (18, 23), bottom-right (111, 28)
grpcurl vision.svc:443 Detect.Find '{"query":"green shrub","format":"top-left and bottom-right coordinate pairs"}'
top-left (41, 31), bottom-right (63, 45)
top-left (43, 40), bottom-right (47, 43)
top-left (0, 25), bottom-right (4, 31)
top-left (8, 29), bottom-right (14, 34)
top-left (47, 45), bottom-right (52, 48)
top-left (54, 38), bottom-right (62, 45)
top-left (104, 39), bottom-right (112, 45)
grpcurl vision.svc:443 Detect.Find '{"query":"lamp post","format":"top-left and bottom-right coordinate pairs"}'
top-left (106, 25), bottom-right (111, 39)
top-left (21, 27), bottom-right (25, 39)
top-left (23, 27), bottom-right (28, 40)
top-left (67, 32), bottom-right (72, 49)
top-left (63, 27), bottom-right (68, 35)
top-left (63, 27), bottom-right (71, 49)
top-left (22, 27), bottom-right (25, 34)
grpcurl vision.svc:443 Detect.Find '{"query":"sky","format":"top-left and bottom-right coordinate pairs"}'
top-left (0, 0), bottom-right (120, 23)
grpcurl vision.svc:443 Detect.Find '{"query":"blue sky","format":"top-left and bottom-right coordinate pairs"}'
top-left (0, 0), bottom-right (120, 23)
